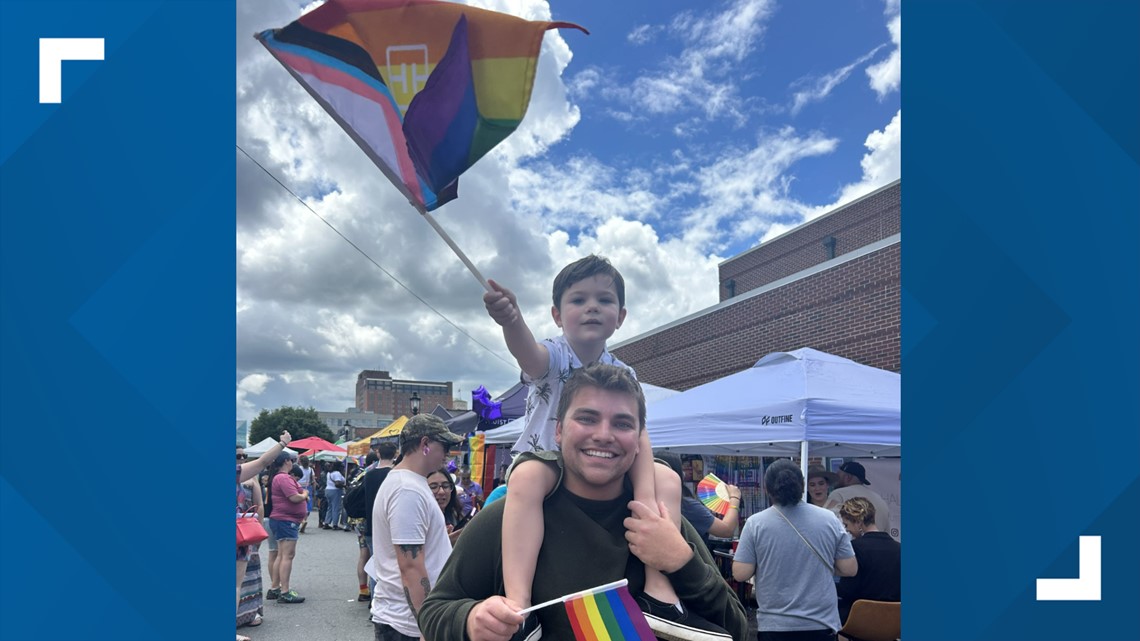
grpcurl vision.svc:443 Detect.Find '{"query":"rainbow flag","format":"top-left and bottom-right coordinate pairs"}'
top-left (256, 0), bottom-right (586, 212)
top-left (562, 581), bottom-right (655, 641)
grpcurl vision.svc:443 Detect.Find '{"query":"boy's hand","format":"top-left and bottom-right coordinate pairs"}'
top-left (483, 279), bottom-right (521, 326)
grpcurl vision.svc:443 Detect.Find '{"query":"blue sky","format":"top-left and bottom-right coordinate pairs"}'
top-left (235, 0), bottom-right (900, 420)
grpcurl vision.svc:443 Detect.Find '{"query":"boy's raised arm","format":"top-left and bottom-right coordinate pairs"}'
top-left (483, 279), bottom-right (549, 379)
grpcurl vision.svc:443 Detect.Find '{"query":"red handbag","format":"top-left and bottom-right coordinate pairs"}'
top-left (237, 509), bottom-right (268, 547)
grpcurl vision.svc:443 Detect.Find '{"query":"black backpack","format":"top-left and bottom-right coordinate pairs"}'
top-left (345, 466), bottom-right (388, 519)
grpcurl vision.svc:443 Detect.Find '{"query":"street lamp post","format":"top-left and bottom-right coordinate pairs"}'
top-left (410, 391), bottom-right (421, 416)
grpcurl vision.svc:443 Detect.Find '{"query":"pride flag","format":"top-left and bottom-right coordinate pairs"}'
top-left (561, 581), bottom-right (656, 641)
top-left (256, 0), bottom-right (586, 212)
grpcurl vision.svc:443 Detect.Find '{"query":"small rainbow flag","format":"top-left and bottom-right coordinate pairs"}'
top-left (518, 579), bottom-right (654, 641)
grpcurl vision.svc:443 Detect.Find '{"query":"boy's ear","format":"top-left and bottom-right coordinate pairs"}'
top-left (551, 304), bottom-right (562, 328)
top-left (616, 307), bottom-right (627, 329)
top-left (554, 420), bottom-right (563, 447)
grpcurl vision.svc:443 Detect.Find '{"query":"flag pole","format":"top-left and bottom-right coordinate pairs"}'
top-left (413, 201), bottom-right (492, 292)
top-left (515, 579), bottom-right (629, 615)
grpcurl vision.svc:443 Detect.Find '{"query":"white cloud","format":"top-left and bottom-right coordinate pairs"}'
top-left (575, 0), bottom-right (776, 126)
top-left (804, 110), bottom-right (901, 220)
top-left (628, 24), bottom-right (661, 45)
top-left (237, 373), bottom-right (273, 414)
top-left (790, 45), bottom-right (885, 114)
top-left (866, 14), bottom-right (901, 97)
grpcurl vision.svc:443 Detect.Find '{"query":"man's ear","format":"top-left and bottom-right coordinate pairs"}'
top-left (551, 304), bottom-right (562, 328)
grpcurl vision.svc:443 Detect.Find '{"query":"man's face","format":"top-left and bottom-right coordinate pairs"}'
top-left (423, 437), bottom-right (449, 470)
top-left (552, 275), bottom-right (627, 348)
top-left (838, 470), bottom-right (855, 487)
top-left (555, 385), bottom-right (641, 501)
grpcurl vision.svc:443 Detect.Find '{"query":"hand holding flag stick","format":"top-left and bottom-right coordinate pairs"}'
top-left (256, 0), bottom-right (587, 293)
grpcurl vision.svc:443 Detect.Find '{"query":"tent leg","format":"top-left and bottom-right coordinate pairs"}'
top-left (800, 441), bottom-right (810, 502)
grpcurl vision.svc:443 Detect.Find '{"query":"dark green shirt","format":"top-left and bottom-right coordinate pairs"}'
top-left (419, 460), bottom-right (748, 640)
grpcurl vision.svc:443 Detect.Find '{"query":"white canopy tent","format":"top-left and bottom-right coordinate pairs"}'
top-left (244, 437), bottom-right (281, 457)
top-left (646, 348), bottom-right (899, 458)
top-left (483, 382), bottom-right (680, 446)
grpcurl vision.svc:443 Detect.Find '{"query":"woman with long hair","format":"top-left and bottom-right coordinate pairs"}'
top-left (806, 466), bottom-right (837, 508)
top-left (427, 468), bottom-right (467, 544)
top-left (837, 497), bottom-right (900, 624)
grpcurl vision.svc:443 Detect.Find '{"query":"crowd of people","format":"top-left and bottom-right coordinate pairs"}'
top-left (234, 256), bottom-right (899, 641)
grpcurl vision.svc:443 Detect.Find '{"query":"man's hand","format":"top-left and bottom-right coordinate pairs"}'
top-left (466, 596), bottom-right (525, 641)
top-left (483, 280), bottom-right (521, 327)
top-left (625, 500), bottom-right (693, 574)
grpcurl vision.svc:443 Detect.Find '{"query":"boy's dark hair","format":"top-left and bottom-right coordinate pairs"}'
top-left (552, 255), bottom-right (625, 310)
top-left (764, 459), bottom-right (805, 506)
top-left (555, 363), bottom-right (645, 430)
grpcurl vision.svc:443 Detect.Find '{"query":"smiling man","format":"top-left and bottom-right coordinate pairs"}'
top-left (419, 364), bottom-right (747, 641)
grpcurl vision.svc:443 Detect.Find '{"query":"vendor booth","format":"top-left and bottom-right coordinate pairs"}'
top-left (646, 347), bottom-right (899, 458)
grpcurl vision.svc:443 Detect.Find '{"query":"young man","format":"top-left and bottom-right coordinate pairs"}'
top-left (370, 415), bottom-right (463, 641)
top-left (357, 442), bottom-right (398, 602)
top-left (823, 461), bottom-right (891, 533)
top-left (420, 364), bottom-right (746, 641)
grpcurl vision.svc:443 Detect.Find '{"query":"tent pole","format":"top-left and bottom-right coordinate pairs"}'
top-left (800, 441), bottom-right (809, 502)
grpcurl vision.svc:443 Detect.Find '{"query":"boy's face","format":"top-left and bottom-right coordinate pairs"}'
top-left (552, 274), bottom-right (626, 346)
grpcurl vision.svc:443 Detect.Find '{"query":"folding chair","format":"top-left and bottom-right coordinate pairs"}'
top-left (837, 599), bottom-right (900, 641)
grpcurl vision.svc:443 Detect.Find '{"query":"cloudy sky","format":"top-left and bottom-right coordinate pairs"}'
top-left (236, 0), bottom-right (901, 421)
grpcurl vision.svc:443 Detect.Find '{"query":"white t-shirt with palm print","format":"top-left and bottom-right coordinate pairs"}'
top-left (511, 334), bottom-right (634, 455)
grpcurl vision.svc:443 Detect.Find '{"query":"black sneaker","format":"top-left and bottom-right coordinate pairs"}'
top-left (636, 594), bottom-right (731, 641)
top-left (277, 589), bottom-right (306, 604)
top-left (265, 588), bottom-right (280, 600)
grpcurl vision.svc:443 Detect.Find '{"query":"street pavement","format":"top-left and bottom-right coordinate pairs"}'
top-left (240, 515), bottom-right (375, 641)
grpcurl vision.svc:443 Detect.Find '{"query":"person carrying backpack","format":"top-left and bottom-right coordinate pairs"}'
top-left (348, 441), bottom-right (397, 602)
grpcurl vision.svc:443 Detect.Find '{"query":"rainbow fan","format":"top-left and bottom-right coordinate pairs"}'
top-left (697, 473), bottom-right (732, 516)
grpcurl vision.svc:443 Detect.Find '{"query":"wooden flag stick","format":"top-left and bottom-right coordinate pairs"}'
top-left (415, 202), bottom-right (492, 292)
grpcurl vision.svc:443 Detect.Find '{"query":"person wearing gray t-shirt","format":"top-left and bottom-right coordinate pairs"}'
top-left (733, 460), bottom-right (857, 640)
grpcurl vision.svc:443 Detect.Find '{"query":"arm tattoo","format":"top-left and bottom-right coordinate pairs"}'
top-left (403, 586), bottom-right (417, 617)
top-left (420, 577), bottom-right (431, 599)
top-left (398, 544), bottom-right (422, 559)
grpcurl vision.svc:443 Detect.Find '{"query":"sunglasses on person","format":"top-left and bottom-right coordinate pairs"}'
top-left (428, 482), bottom-right (453, 492)
top-left (237, 453), bottom-right (247, 460)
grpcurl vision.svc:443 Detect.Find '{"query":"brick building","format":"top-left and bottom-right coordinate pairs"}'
top-left (611, 180), bottom-right (900, 391)
top-left (355, 369), bottom-right (455, 417)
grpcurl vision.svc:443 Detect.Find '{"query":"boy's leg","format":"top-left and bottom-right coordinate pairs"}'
top-left (632, 431), bottom-right (681, 605)
top-left (501, 459), bottom-right (558, 610)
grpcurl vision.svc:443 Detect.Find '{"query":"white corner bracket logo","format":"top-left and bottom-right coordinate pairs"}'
top-left (1036, 535), bottom-right (1101, 601)
top-left (39, 38), bottom-right (105, 103)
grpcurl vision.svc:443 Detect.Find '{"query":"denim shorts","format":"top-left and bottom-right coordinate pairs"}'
top-left (268, 518), bottom-right (300, 541)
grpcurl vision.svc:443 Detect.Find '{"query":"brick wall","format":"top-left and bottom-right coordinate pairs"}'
top-left (719, 181), bottom-right (900, 300)
top-left (613, 242), bottom-right (900, 391)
